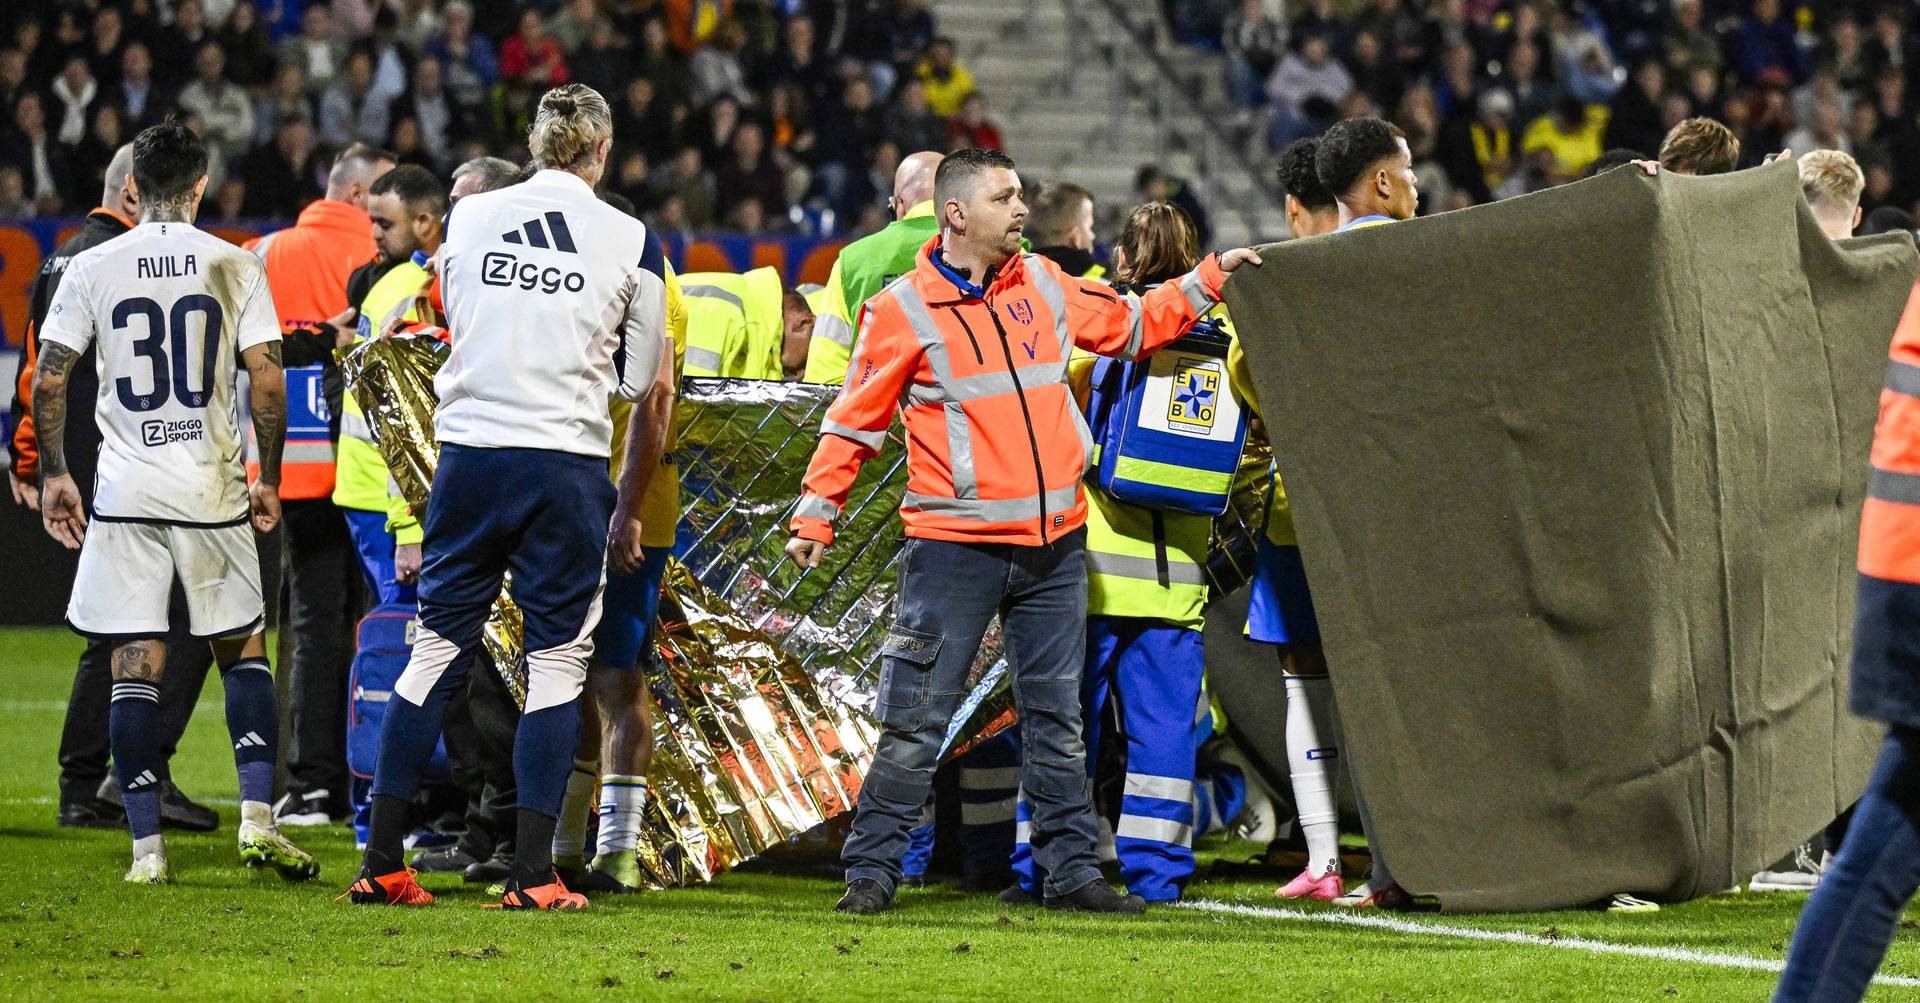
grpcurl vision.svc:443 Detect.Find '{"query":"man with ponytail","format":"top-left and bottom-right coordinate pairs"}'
top-left (345, 84), bottom-right (670, 912)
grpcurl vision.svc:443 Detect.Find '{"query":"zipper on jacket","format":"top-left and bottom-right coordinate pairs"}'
top-left (951, 307), bottom-right (987, 365)
top-left (983, 298), bottom-right (1053, 543)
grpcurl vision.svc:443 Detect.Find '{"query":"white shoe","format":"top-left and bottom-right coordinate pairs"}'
top-left (238, 815), bottom-right (321, 882)
top-left (1604, 892), bottom-right (1661, 913)
top-left (125, 851), bottom-right (171, 884)
top-left (1749, 844), bottom-right (1828, 892)
top-left (1216, 742), bottom-right (1281, 844)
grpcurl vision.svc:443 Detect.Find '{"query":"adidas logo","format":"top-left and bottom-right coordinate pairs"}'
top-left (128, 769), bottom-right (159, 790)
top-left (234, 731), bottom-right (267, 750)
top-left (501, 211), bottom-right (578, 253)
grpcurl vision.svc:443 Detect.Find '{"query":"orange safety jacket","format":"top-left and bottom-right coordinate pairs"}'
top-left (244, 198), bottom-right (377, 500)
top-left (790, 236), bottom-right (1228, 547)
top-left (1859, 280), bottom-right (1920, 585)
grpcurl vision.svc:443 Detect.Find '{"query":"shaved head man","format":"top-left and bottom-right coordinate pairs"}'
top-left (802, 151), bottom-right (948, 383)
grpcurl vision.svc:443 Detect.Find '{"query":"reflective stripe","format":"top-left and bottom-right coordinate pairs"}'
top-left (1024, 256), bottom-right (1073, 356)
top-left (947, 403), bottom-right (977, 500)
top-left (814, 312), bottom-right (855, 348)
top-left (1117, 293), bottom-right (1145, 360)
top-left (1116, 813), bottom-right (1193, 847)
top-left (889, 282), bottom-right (953, 385)
top-left (794, 493), bottom-right (841, 521)
top-left (960, 797), bottom-right (1017, 825)
top-left (820, 419), bottom-right (887, 451)
top-left (902, 483), bottom-right (1079, 522)
top-left (1123, 773), bottom-right (1195, 803)
top-left (340, 411), bottom-right (374, 444)
top-left (1178, 268), bottom-right (1213, 316)
top-left (284, 441), bottom-right (335, 463)
top-left (1110, 455), bottom-right (1235, 495)
top-left (681, 284), bottom-right (745, 310)
top-left (685, 345), bottom-right (722, 373)
top-left (960, 767), bottom-right (1022, 789)
top-left (1890, 360), bottom-right (1920, 399)
top-left (1088, 552), bottom-right (1207, 586)
top-left (1871, 467), bottom-right (1920, 505)
top-left (1014, 820), bottom-right (1032, 843)
top-left (907, 360), bottom-right (1067, 405)
top-left (1067, 396), bottom-right (1094, 474)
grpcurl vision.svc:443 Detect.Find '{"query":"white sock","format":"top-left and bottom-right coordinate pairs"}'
top-left (552, 760), bottom-right (598, 861)
top-left (1350, 757), bottom-right (1396, 890)
top-left (240, 800), bottom-right (274, 828)
top-left (595, 774), bottom-right (648, 857)
top-left (1285, 673), bottom-right (1341, 876)
top-left (133, 833), bottom-right (166, 861)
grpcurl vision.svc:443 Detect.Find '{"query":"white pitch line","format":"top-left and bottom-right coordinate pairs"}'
top-left (1179, 899), bottom-right (1920, 989)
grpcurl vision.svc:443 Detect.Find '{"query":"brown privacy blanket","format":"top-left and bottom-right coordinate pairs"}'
top-left (1220, 161), bottom-right (1920, 912)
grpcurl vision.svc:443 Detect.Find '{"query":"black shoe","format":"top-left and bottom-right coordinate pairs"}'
top-left (899, 874), bottom-right (926, 889)
top-left (576, 866), bottom-right (642, 895)
top-left (996, 882), bottom-right (1039, 905)
top-left (159, 781), bottom-right (219, 832)
top-left (835, 878), bottom-right (891, 914)
top-left (56, 796), bottom-right (126, 829)
top-left (1044, 879), bottom-right (1146, 914)
top-left (271, 788), bottom-right (339, 826)
top-left (464, 847), bottom-right (513, 884)
top-left (414, 845), bottom-right (481, 874)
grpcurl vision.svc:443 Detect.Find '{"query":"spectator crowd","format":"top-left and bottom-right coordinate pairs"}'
top-left (0, 0), bottom-right (1004, 237)
top-left (1184, 0), bottom-right (1920, 216)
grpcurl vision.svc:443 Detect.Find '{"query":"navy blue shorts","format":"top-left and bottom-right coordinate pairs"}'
top-left (592, 546), bottom-right (673, 670)
top-left (1247, 537), bottom-right (1321, 645)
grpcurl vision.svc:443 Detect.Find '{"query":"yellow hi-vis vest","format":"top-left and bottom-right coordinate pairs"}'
top-left (608, 263), bottom-right (688, 548)
top-left (334, 258), bottom-right (430, 542)
top-left (1225, 334), bottom-right (1296, 547)
top-left (680, 266), bottom-right (784, 379)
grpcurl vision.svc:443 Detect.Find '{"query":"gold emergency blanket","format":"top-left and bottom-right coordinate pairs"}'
top-left (339, 335), bottom-right (527, 706)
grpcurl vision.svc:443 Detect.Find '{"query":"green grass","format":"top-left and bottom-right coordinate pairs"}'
top-left (0, 624), bottom-right (1916, 1000)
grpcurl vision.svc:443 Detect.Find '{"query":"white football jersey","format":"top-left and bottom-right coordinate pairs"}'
top-left (38, 221), bottom-right (281, 524)
top-left (435, 168), bottom-right (667, 458)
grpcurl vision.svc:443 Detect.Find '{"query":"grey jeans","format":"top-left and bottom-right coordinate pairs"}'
top-left (842, 528), bottom-right (1103, 898)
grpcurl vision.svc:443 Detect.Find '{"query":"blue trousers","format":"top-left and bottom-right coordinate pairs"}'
top-left (1014, 616), bottom-right (1209, 902)
top-left (371, 444), bottom-right (613, 819)
top-left (841, 530), bottom-right (1102, 899)
top-left (343, 507), bottom-right (416, 607)
top-left (1776, 725), bottom-right (1920, 1002)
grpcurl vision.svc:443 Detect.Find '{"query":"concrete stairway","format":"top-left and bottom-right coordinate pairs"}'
top-left (938, 0), bottom-right (1287, 248)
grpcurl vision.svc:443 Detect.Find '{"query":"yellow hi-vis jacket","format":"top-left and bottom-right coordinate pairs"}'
top-left (680, 266), bottom-right (784, 379)
top-left (336, 258), bottom-right (430, 543)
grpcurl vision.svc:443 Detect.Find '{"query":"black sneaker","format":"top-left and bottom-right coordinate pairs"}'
top-left (413, 845), bottom-right (481, 874)
top-left (464, 846), bottom-right (513, 884)
top-left (271, 788), bottom-right (337, 827)
top-left (159, 782), bottom-right (218, 832)
top-left (996, 882), bottom-right (1039, 905)
top-left (56, 796), bottom-right (126, 829)
top-left (900, 874), bottom-right (927, 889)
top-left (1044, 879), bottom-right (1146, 914)
top-left (835, 878), bottom-right (891, 914)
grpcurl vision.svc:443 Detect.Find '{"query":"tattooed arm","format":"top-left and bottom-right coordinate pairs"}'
top-left (31, 341), bottom-right (86, 549)
top-left (242, 341), bottom-right (286, 533)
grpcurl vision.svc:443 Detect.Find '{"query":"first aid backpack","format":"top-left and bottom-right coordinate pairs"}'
top-left (346, 602), bottom-right (450, 782)
top-left (1085, 310), bottom-right (1249, 515)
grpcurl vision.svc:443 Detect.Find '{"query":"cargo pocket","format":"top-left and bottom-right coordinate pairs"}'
top-left (875, 625), bottom-right (942, 730)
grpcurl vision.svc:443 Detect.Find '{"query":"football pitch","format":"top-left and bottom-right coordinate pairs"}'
top-left (1, 625), bottom-right (1915, 1001)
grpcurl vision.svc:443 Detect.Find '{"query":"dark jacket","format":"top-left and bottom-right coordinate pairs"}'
top-left (9, 208), bottom-right (134, 497)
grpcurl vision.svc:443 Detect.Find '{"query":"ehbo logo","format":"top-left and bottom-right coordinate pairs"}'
top-left (1167, 358), bottom-right (1221, 433)
top-left (484, 211), bottom-right (586, 294)
top-left (141, 418), bottom-right (204, 446)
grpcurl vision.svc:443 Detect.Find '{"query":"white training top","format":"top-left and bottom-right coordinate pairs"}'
top-left (435, 168), bottom-right (668, 458)
top-left (38, 220), bottom-right (281, 525)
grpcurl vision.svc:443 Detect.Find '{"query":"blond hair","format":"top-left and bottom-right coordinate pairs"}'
top-left (1799, 149), bottom-right (1865, 214)
top-left (528, 84), bottom-right (612, 170)
top-left (1658, 117), bottom-right (1740, 176)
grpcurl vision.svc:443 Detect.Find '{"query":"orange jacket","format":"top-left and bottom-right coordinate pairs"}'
top-left (1859, 279), bottom-right (1920, 584)
top-left (244, 198), bottom-right (377, 499)
top-left (791, 237), bottom-right (1228, 547)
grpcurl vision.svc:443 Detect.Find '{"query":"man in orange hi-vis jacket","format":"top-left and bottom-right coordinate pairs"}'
top-left (784, 148), bottom-right (1264, 916)
top-left (1777, 274), bottom-right (1920, 1001)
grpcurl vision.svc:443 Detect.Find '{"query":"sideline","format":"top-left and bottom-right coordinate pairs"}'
top-left (1180, 898), bottom-right (1920, 989)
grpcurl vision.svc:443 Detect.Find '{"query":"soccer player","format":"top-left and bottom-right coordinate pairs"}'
top-left (1276, 138), bottom-right (1341, 240)
top-left (344, 84), bottom-right (667, 911)
top-left (1658, 117), bottom-right (1741, 176)
top-left (1799, 149), bottom-right (1865, 241)
top-left (31, 120), bottom-right (317, 885)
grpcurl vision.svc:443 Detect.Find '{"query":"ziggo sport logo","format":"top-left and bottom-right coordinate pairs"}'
top-left (481, 251), bottom-right (586, 294)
